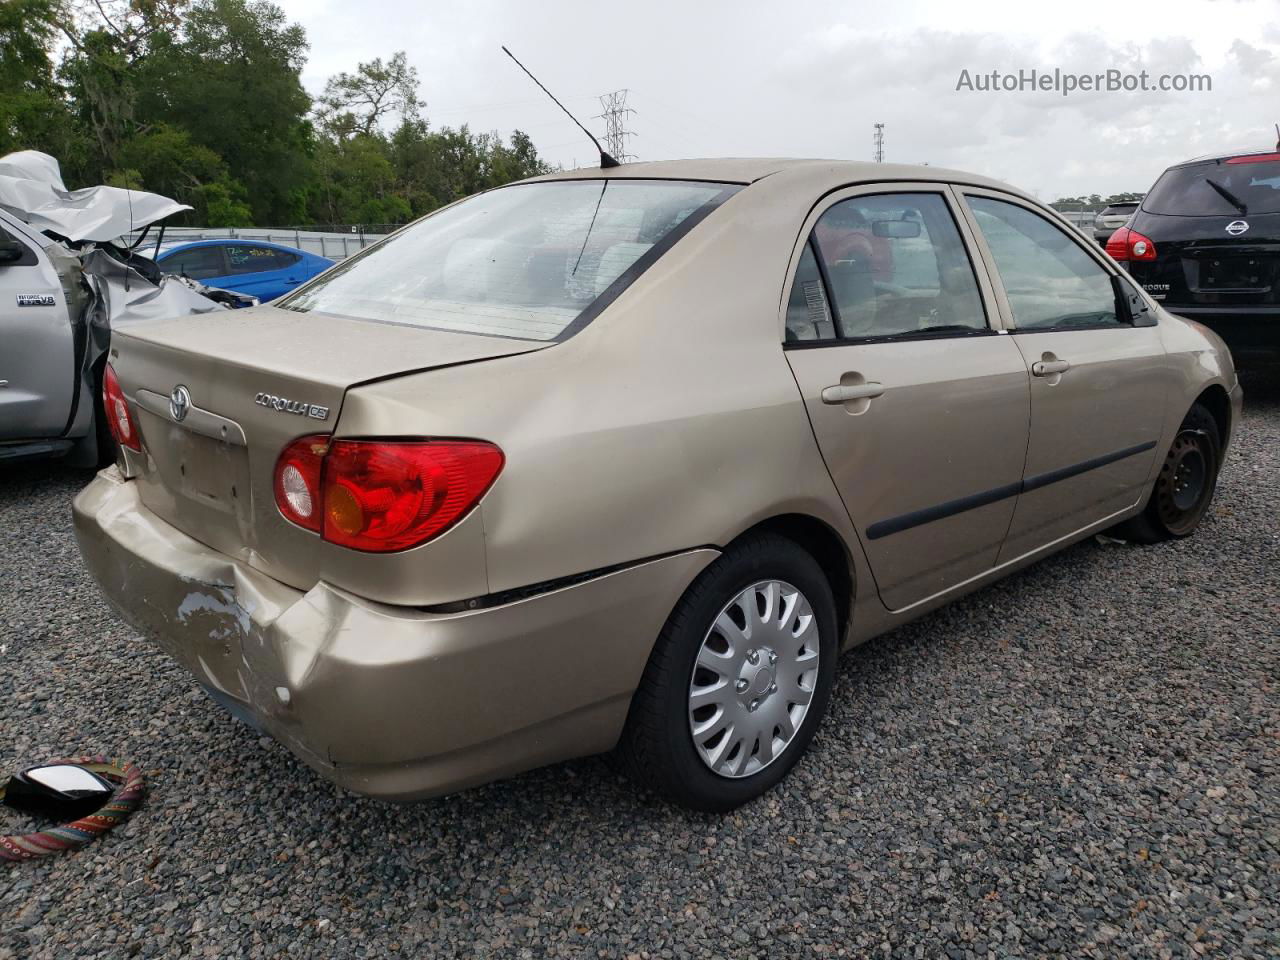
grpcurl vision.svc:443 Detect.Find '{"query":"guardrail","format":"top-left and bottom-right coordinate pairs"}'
top-left (127, 226), bottom-right (393, 260)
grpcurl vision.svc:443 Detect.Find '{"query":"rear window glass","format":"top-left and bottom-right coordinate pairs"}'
top-left (1143, 158), bottom-right (1280, 216)
top-left (282, 179), bottom-right (739, 341)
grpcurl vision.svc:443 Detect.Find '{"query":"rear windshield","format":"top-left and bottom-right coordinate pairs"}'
top-left (281, 179), bottom-right (739, 341)
top-left (1143, 157), bottom-right (1280, 217)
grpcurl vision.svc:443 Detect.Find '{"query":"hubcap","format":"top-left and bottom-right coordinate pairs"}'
top-left (687, 580), bottom-right (820, 779)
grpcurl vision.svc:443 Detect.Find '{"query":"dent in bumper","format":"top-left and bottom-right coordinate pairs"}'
top-left (73, 469), bottom-right (716, 800)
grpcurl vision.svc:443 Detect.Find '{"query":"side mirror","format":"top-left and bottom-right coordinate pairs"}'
top-left (3, 764), bottom-right (115, 820)
top-left (871, 220), bottom-right (921, 239)
top-left (1113, 274), bottom-right (1156, 327)
top-left (0, 238), bottom-right (26, 264)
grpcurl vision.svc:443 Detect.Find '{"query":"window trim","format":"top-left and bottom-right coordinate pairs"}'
top-left (778, 183), bottom-right (1004, 350)
top-left (955, 187), bottom-right (1160, 334)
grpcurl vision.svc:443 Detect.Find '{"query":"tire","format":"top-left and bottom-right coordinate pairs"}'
top-left (1115, 402), bottom-right (1221, 544)
top-left (614, 533), bottom-right (838, 811)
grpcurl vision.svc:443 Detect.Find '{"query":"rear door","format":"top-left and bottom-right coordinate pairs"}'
top-left (0, 219), bottom-right (74, 440)
top-left (783, 186), bottom-right (1030, 611)
top-left (958, 191), bottom-right (1169, 561)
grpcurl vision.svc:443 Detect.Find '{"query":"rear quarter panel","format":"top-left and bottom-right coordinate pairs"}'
top-left (336, 179), bottom-right (867, 603)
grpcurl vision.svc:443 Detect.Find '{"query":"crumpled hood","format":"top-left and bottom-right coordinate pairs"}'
top-left (0, 150), bottom-right (191, 243)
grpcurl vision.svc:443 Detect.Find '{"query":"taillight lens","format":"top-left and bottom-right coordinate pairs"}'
top-left (273, 434), bottom-right (328, 532)
top-left (1105, 226), bottom-right (1157, 263)
top-left (102, 363), bottom-right (141, 452)
top-left (1226, 152), bottom-right (1280, 164)
top-left (272, 437), bottom-right (504, 552)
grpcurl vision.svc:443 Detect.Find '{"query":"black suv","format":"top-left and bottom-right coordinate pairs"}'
top-left (1108, 149), bottom-right (1280, 358)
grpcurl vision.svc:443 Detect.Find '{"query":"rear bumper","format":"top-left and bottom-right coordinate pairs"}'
top-left (1166, 306), bottom-right (1280, 357)
top-left (73, 468), bottom-right (715, 801)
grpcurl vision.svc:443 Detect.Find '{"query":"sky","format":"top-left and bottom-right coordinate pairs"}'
top-left (275, 0), bottom-right (1280, 200)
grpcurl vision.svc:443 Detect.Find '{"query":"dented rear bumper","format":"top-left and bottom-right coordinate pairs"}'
top-left (73, 468), bottom-right (713, 800)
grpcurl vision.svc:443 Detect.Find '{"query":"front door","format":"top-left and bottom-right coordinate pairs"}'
top-left (0, 222), bottom-right (74, 441)
top-left (959, 192), bottom-right (1169, 561)
top-left (783, 187), bottom-right (1031, 611)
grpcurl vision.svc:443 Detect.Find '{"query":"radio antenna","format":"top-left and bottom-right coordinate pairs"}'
top-left (501, 46), bottom-right (619, 169)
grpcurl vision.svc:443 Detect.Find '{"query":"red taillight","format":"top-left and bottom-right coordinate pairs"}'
top-left (273, 437), bottom-right (504, 552)
top-left (1226, 153), bottom-right (1280, 164)
top-left (1105, 226), bottom-right (1157, 263)
top-left (102, 363), bottom-right (141, 452)
top-left (273, 434), bottom-right (329, 532)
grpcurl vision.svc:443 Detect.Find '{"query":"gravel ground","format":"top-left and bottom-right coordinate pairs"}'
top-left (1, 370), bottom-right (1277, 960)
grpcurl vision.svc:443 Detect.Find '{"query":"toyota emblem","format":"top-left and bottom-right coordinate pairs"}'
top-left (169, 384), bottom-right (191, 422)
top-left (1225, 220), bottom-right (1249, 236)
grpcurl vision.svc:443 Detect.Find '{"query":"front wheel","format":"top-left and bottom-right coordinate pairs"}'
top-left (615, 533), bottom-right (838, 811)
top-left (1116, 402), bottom-right (1221, 543)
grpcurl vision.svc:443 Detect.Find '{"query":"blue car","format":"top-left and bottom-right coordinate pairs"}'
top-left (156, 240), bottom-right (333, 303)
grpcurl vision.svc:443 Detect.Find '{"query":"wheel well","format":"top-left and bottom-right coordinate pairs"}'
top-left (731, 514), bottom-right (855, 640)
top-left (1193, 385), bottom-right (1231, 450)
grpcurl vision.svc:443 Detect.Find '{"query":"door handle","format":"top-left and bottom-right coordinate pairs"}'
top-left (1032, 359), bottom-right (1070, 377)
top-left (821, 381), bottom-right (884, 404)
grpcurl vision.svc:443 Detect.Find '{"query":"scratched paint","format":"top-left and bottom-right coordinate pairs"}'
top-left (176, 589), bottom-right (251, 637)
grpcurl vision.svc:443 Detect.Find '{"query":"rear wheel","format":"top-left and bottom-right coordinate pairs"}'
top-left (1115, 403), bottom-right (1220, 543)
top-left (615, 533), bottom-right (838, 811)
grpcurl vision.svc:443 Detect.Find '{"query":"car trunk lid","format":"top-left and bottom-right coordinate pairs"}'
top-left (110, 304), bottom-right (546, 590)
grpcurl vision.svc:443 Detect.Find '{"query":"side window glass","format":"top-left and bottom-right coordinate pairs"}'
top-left (0, 225), bottom-right (36, 266)
top-left (272, 250), bottom-right (301, 269)
top-left (225, 245), bottom-right (272, 274)
top-left (967, 196), bottom-right (1121, 330)
top-left (162, 246), bottom-right (224, 280)
top-left (812, 192), bottom-right (987, 339)
top-left (784, 243), bottom-right (834, 342)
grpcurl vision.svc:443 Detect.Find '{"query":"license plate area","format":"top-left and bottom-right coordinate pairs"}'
top-left (135, 408), bottom-right (253, 526)
top-left (1193, 255), bottom-right (1274, 292)
top-left (173, 429), bottom-right (251, 515)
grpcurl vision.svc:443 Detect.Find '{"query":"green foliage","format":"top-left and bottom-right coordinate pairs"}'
top-left (0, 2), bottom-right (550, 228)
top-left (0, 0), bottom-right (76, 159)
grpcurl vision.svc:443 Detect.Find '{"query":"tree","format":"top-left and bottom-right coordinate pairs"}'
top-left (318, 50), bottom-right (420, 139)
top-left (1, 4), bottom-right (550, 230)
top-left (0, 0), bottom-right (78, 160)
top-left (135, 0), bottom-right (313, 225)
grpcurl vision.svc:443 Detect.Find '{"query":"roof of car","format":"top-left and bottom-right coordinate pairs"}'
top-left (526, 157), bottom-right (1029, 198)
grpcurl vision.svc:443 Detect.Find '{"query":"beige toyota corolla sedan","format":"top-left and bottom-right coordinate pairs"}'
top-left (75, 159), bottom-right (1241, 811)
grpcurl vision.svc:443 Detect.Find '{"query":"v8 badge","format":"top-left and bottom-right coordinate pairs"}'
top-left (17, 294), bottom-right (56, 307)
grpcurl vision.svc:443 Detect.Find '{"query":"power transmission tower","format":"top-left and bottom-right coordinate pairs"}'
top-left (873, 123), bottom-right (885, 163)
top-left (597, 90), bottom-right (637, 163)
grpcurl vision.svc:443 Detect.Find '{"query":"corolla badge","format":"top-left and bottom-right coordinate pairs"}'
top-left (255, 391), bottom-right (330, 420)
top-left (169, 384), bottom-right (191, 422)
top-left (1225, 220), bottom-right (1249, 236)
